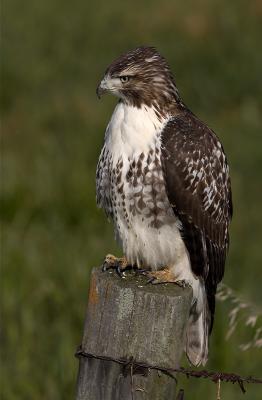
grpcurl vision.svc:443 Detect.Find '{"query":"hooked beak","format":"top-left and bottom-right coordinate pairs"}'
top-left (96, 78), bottom-right (108, 99)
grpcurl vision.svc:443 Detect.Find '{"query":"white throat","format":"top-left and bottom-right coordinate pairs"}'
top-left (105, 102), bottom-right (168, 162)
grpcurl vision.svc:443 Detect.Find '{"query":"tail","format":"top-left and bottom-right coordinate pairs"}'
top-left (185, 285), bottom-right (211, 366)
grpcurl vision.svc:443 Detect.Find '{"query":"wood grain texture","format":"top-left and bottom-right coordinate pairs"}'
top-left (76, 267), bottom-right (192, 400)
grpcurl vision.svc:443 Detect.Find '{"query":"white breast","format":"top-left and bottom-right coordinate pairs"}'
top-left (104, 102), bottom-right (165, 161)
top-left (98, 102), bottom-right (193, 282)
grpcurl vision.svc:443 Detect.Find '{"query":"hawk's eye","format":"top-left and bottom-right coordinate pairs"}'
top-left (120, 76), bottom-right (130, 83)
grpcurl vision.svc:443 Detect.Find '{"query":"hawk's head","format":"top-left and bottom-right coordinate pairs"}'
top-left (97, 46), bottom-right (180, 109)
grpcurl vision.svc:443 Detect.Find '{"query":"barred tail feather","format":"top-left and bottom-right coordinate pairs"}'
top-left (185, 287), bottom-right (210, 366)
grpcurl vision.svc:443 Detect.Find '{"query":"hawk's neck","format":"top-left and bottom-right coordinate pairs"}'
top-left (104, 102), bottom-right (169, 162)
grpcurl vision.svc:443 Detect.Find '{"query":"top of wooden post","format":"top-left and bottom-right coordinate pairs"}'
top-left (81, 267), bottom-right (192, 370)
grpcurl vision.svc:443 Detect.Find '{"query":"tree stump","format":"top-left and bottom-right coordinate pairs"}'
top-left (76, 266), bottom-right (192, 400)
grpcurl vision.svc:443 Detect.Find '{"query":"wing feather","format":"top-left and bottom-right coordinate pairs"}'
top-left (161, 112), bottom-right (232, 331)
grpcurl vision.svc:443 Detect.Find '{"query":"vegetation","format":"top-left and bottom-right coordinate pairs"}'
top-left (2, 0), bottom-right (262, 398)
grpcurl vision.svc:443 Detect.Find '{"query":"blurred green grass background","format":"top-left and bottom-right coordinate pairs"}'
top-left (1, 0), bottom-right (262, 398)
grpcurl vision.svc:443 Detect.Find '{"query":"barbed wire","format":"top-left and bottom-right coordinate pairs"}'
top-left (75, 346), bottom-right (262, 395)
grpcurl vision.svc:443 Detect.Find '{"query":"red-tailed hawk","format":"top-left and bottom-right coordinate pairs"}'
top-left (96, 46), bottom-right (233, 366)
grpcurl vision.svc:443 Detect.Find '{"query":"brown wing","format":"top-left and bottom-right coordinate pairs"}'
top-left (161, 111), bottom-right (232, 332)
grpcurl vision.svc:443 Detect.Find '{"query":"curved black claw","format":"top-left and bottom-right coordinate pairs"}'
top-left (116, 263), bottom-right (125, 277)
top-left (146, 277), bottom-right (156, 285)
top-left (174, 280), bottom-right (191, 289)
top-left (134, 268), bottom-right (147, 276)
top-left (102, 255), bottom-right (132, 277)
top-left (102, 260), bottom-right (118, 273)
top-left (146, 277), bottom-right (170, 285)
top-left (102, 261), bottom-right (109, 272)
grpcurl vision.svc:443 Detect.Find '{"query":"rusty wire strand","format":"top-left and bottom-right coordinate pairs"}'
top-left (75, 346), bottom-right (262, 394)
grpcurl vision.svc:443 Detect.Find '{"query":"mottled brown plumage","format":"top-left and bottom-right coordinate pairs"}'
top-left (96, 46), bottom-right (233, 365)
top-left (161, 112), bottom-right (233, 331)
top-left (99, 46), bottom-right (182, 115)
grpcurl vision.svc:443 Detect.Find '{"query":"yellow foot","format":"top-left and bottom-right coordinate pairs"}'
top-left (102, 254), bottom-right (130, 276)
top-left (146, 268), bottom-right (190, 288)
top-left (146, 268), bottom-right (176, 284)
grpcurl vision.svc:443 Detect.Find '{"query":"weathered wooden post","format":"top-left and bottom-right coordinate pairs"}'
top-left (76, 267), bottom-right (192, 400)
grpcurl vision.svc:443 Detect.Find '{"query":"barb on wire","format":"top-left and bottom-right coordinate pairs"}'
top-left (75, 346), bottom-right (262, 394)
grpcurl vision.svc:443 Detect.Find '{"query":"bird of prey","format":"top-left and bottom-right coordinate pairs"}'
top-left (96, 46), bottom-right (232, 366)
